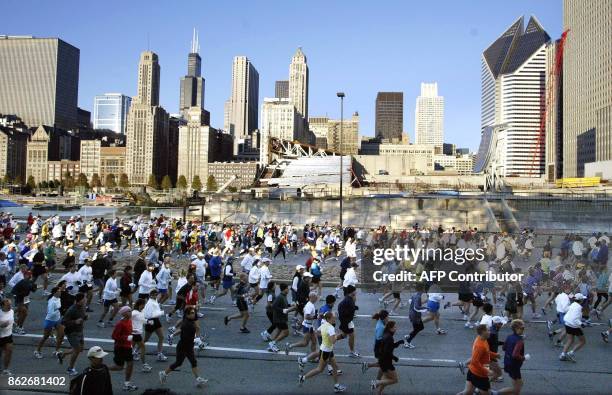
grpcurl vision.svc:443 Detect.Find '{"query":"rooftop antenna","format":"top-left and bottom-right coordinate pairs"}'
top-left (191, 28), bottom-right (200, 54)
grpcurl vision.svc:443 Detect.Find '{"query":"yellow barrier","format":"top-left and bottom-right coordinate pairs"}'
top-left (555, 177), bottom-right (601, 188)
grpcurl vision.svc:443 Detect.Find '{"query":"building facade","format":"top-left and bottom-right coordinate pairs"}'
top-left (0, 36), bottom-right (80, 130)
top-left (480, 16), bottom-right (550, 177)
top-left (125, 51), bottom-right (169, 185)
top-left (415, 83), bottom-right (444, 146)
top-left (433, 154), bottom-right (474, 175)
top-left (177, 107), bottom-right (217, 189)
top-left (259, 98), bottom-right (304, 163)
top-left (0, 126), bottom-right (28, 182)
top-left (93, 94), bottom-right (132, 134)
top-left (26, 126), bottom-right (51, 184)
top-left (375, 92), bottom-right (403, 141)
top-left (355, 143), bottom-right (435, 176)
top-left (48, 160), bottom-right (80, 183)
top-left (275, 80), bottom-right (289, 98)
top-left (544, 41), bottom-right (563, 182)
top-left (308, 116), bottom-right (330, 149)
top-left (227, 56), bottom-right (259, 154)
top-left (208, 162), bottom-right (258, 191)
top-left (563, 0), bottom-right (612, 177)
top-left (179, 30), bottom-right (205, 118)
top-left (327, 113), bottom-right (360, 155)
top-left (288, 48), bottom-right (309, 127)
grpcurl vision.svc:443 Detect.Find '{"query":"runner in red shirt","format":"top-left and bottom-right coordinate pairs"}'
top-left (108, 306), bottom-right (138, 391)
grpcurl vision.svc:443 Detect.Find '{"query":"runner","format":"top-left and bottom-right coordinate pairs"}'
top-left (298, 311), bottom-right (346, 393)
top-left (130, 298), bottom-right (151, 372)
top-left (496, 319), bottom-right (529, 395)
top-left (370, 320), bottom-right (402, 394)
top-left (268, 283), bottom-right (296, 352)
top-left (559, 293), bottom-right (587, 362)
top-left (61, 292), bottom-right (88, 376)
top-left (158, 306), bottom-right (208, 388)
top-left (0, 299), bottom-right (14, 375)
top-left (142, 289), bottom-right (168, 362)
top-left (98, 269), bottom-right (120, 327)
top-left (361, 309), bottom-right (389, 375)
top-left (224, 272), bottom-right (251, 333)
top-left (34, 286), bottom-right (64, 359)
top-left (107, 306), bottom-right (138, 391)
top-left (457, 324), bottom-right (498, 395)
top-left (286, 291), bottom-right (319, 364)
top-left (337, 284), bottom-right (361, 358)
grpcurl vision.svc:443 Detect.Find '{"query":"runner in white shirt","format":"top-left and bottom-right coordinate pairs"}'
top-left (240, 249), bottom-right (256, 274)
top-left (59, 265), bottom-right (81, 296)
top-left (560, 293), bottom-right (587, 362)
top-left (248, 261), bottom-right (262, 310)
top-left (138, 263), bottom-right (157, 299)
top-left (286, 292), bottom-right (320, 365)
top-left (549, 285), bottom-right (572, 347)
top-left (98, 269), bottom-right (119, 327)
top-left (0, 299), bottom-right (15, 375)
top-left (143, 289), bottom-right (167, 361)
top-left (130, 298), bottom-right (152, 372)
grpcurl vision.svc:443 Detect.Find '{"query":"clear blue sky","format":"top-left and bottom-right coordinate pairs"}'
top-left (5, 0), bottom-right (562, 151)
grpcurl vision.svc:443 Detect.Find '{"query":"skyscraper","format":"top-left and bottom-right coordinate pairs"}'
top-left (275, 80), bottom-right (289, 98)
top-left (93, 93), bottom-right (132, 134)
top-left (0, 36), bottom-right (79, 130)
top-left (563, 0), bottom-right (612, 177)
top-left (227, 56), bottom-right (259, 154)
top-left (289, 47), bottom-right (309, 122)
top-left (260, 98), bottom-right (303, 163)
top-left (125, 51), bottom-right (169, 185)
top-left (415, 83), bottom-right (444, 146)
top-left (179, 29), bottom-right (205, 117)
top-left (375, 92), bottom-right (403, 141)
top-left (480, 16), bottom-right (549, 177)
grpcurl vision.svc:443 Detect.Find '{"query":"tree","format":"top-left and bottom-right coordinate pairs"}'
top-left (177, 175), bottom-right (188, 190)
top-left (2, 175), bottom-right (11, 185)
top-left (62, 172), bottom-right (74, 189)
top-left (119, 173), bottom-right (130, 188)
top-left (90, 173), bottom-right (102, 188)
top-left (77, 173), bottom-right (89, 188)
top-left (147, 174), bottom-right (159, 189)
top-left (39, 181), bottom-right (48, 189)
top-left (14, 175), bottom-right (24, 186)
top-left (47, 180), bottom-right (56, 189)
top-left (227, 186), bottom-right (237, 193)
top-left (192, 175), bottom-right (203, 191)
top-left (105, 174), bottom-right (117, 189)
top-left (27, 175), bottom-right (36, 189)
top-left (206, 175), bottom-right (217, 192)
top-left (161, 175), bottom-right (173, 191)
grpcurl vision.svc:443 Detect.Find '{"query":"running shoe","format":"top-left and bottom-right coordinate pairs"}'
top-left (260, 330), bottom-right (271, 341)
top-left (378, 297), bottom-right (384, 307)
top-left (195, 377), bottom-right (208, 387)
top-left (361, 361), bottom-right (369, 374)
top-left (437, 328), bottom-right (448, 334)
top-left (348, 351), bottom-right (361, 358)
top-left (333, 383), bottom-right (347, 393)
top-left (462, 314), bottom-right (468, 321)
top-left (601, 331), bottom-right (609, 343)
top-left (97, 321), bottom-right (106, 328)
top-left (33, 351), bottom-right (43, 359)
top-left (464, 322), bottom-right (474, 329)
top-left (559, 353), bottom-right (570, 362)
top-left (370, 379), bottom-right (378, 390)
top-left (66, 368), bottom-right (79, 376)
top-left (328, 369), bottom-right (343, 376)
top-left (123, 382), bottom-right (138, 391)
top-left (157, 352), bottom-right (168, 361)
top-left (404, 342), bottom-right (415, 349)
top-left (142, 363), bottom-right (152, 373)
top-left (197, 312), bottom-right (204, 319)
top-left (166, 333), bottom-right (173, 346)
top-left (567, 351), bottom-right (577, 362)
top-left (132, 349), bottom-right (140, 361)
top-left (298, 357), bottom-right (305, 371)
top-left (240, 327), bottom-right (250, 334)
top-left (55, 351), bottom-right (64, 365)
top-left (458, 362), bottom-right (466, 375)
top-left (443, 302), bottom-right (451, 309)
top-left (298, 375), bottom-right (305, 386)
top-left (1, 370), bottom-right (12, 376)
top-left (593, 309), bottom-right (601, 320)
top-left (159, 371), bottom-right (167, 384)
top-left (168, 326), bottom-right (176, 335)
top-left (284, 342), bottom-right (291, 355)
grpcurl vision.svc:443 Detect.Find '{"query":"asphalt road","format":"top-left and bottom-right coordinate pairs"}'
top-left (2, 273), bottom-right (611, 395)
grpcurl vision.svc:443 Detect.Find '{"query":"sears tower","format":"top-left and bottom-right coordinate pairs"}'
top-left (179, 29), bottom-right (205, 118)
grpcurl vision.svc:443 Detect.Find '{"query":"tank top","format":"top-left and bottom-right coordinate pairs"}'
top-left (320, 321), bottom-right (335, 352)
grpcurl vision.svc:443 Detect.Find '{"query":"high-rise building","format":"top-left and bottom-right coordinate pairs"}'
top-left (289, 48), bottom-right (309, 124)
top-left (179, 29), bottom-right (205, 118)
top-left (259, 98), bottom-right (304, 163)
top-left (227, 56), bottom-right (259, 154)
top-left (275, 80), bottom-right (289, 98)
top-left (125, 51), bottom-right (169, 185)
top-left (0, 126), bottom-right (28, 182)
top-left (544, 40), bottom-right (563, 182)
top-left (93, 94), bottom-right (132, 134)
top-left (327, 112), bottom-right (360, 155)
top-left (0, 36), bottom-right (79, 130)
top-left (178, 107), bottom-right (216, 189)
top-left (563, 0), bottom-right (612, 177)
top-left (375, 92), bottom-right (403, 141)
top-left (480, 16), bottom-right (549, 177)
top-left (415, 83), bottom-right (444, 146)
top-left (308, 116), bottom-right (330, 149)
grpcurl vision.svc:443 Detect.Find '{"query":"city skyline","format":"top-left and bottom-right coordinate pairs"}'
top-left (2, 0), bottom-right (562, 151)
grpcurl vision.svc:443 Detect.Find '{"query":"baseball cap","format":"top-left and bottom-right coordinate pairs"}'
top-left (572, 293), bottom-right (587, 301)
top-left (295, 265), bottom-right (305, 271)
top-left (87, 346), bottom-right (108, 358)
top-left (492, 316), bottom-right (508, 325)
top-left (302, 272), bottom-right (313, 278)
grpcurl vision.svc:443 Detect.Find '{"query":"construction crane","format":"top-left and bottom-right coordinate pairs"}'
top-left (528, 29), bottom-right (569, 177)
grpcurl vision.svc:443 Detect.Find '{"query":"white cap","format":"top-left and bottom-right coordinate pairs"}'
top-left (302, 272), bottom-right (313, 278)
top-left (190, 254), bottom-right (197, 260)
top-left (87, 346), bottom-right (108, 358)
top-left (572, 293), bottom-right (587, 301)
top-left (197, 252), bottom-right (204, 257)
top-left (492, 316), bottom-right (507, 325)
top-left (295, 265), bottom-right (305, 271)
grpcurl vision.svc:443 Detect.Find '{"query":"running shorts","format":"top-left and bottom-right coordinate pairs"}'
top-left (504, 365), bottom-right (522, 380)
top-left (320, 350), bottom-right (334, 361)
top-left (427, 300), bottom-right (440, 313)
top-left (44, 319), bottom-right (60, 330)
top-left (379, 359), bottom-right (395, 373)
top-left (467, 370), bottom-right (490, 391)
top-left (157, 288), bottom-right (167, 295)
top-left (459, 293), bottom-right (473, 302)
top-left (145, 318), bottom-right (162, 332)
top-left (339, 320), bottom-right (354, 334)
top-left (113, 346), bottom-right (133, 366)
top-left (0, 335), bottom-right (13, 346)
top-left (66, 331), bottom-right (84, 349)
top-left (103, 299), bottom-right (118, 307)
top-left (132, 334), bottom-right (143, 343)
top-left (236, 298), bottom-right (248, 312)
top-left (564, 325), bottom-right (583, 336)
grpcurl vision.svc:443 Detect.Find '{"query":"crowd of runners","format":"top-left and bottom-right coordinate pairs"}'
top-left (0, 210), bottom-right (608, 394)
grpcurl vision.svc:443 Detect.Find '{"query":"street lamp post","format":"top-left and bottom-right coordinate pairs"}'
top-left (337, 92), bottom-right (345, 230)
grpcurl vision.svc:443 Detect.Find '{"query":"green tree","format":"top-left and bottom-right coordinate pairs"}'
top-left (14, 175), bottom-right (24, 186)
top-left (46, 180), bottom-right (55, 189)
top-left (147, 174), bottom-right (159, 189)
top-left (227, 186), bottom-right (237, 193)
top-left (105, 174), bottom-right (117, 189)
top-left (119, 173), bottom-right (130, 188)
top-left (206, 175), bottom-right (217, 192)
top-left (39, 181), bottom-right (48, 189)
top-left (192, 175), bottom-right (203, 191)
top-left (62, 172), bottom-right (75, 189)
top-left (90, 173), bottom-right (102, 188)
top-left (77, 173), bottom-right (89, 188)
top-left (2, 174), bottom-right (11, 185)
top-left (27, 175), bottom-right (36, 189)
top-left (177, 175), bottom-right (188, 190)
top-left (161, 175), bottom-right (173, 191)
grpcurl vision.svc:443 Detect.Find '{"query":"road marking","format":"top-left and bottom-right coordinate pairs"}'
top-left (17, 333), bottom-right (457, 364)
